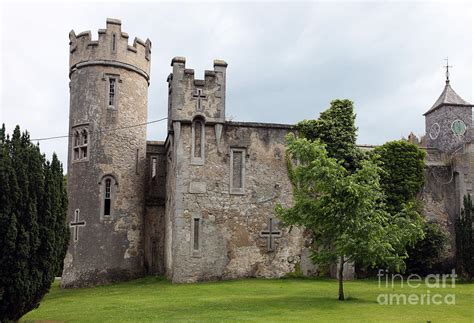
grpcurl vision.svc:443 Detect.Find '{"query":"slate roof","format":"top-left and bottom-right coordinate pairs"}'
top-left (424, 81), bottom-right (474, 116)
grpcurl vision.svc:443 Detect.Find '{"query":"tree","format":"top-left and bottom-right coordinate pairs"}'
top-left (0, 124), bottom-right (69, 321)
top-left (276, 135), bottom-right (423, 300)
top-left (456, 194), bottom-right (474, 280)
top-left (296, 99), bottom-right (364, 172)
top-left (372, 140), bottom-right (425, 214)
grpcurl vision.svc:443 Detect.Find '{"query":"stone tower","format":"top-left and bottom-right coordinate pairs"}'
top-left (422, 71), bottom-right (473, 255)
top-left (62, 18), bottom-right (152, 287)
top-left (424, 75), bottom-right (473, 152)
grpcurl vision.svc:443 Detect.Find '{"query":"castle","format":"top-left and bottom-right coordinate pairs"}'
top-left (61, 19), bottom-right (473, 287)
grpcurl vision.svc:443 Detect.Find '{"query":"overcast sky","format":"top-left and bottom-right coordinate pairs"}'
top-left (1, 1), bottom-right (472, 168)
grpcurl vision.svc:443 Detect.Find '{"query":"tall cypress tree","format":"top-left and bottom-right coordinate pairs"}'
top-left (0, 125), bottom-right (69, 321)
top-left (456, 195), bottom-right (474, 280)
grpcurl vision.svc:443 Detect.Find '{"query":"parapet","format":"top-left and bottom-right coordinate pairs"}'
top-left (167, 56), bottom-right (228, 126)
top-left (169, 56), bottom-right (227, 87)
top-left (69, 18), bottom-right (152, 81)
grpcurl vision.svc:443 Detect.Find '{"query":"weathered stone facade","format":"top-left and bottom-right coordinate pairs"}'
top-left (419, 77), bottom-right (474, 265)
top-left (62, 19), bottom-right (151, 287)
top-left (63, 19), bottom-right (470, 287)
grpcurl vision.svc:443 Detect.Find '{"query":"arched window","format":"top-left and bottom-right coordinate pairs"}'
top-left (72, 125), bottom-right (89, 162)
top-left (191, 118), bottom-right (205, 165)
top-left (104, 178), bottom-right (111, 216)
top-left (80, 129), bottom-right (88, 158)
top-left (194, 120), bottom-right (202, 158)
top-left (73, 131), bottom-right (80, 160)
top-left (74, 131), bottom-right (80, 146)
top-left (100, 175), bottom-right (117, 219)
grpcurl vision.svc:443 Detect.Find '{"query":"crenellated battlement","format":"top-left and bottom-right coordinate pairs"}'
top-left (167, 57), bottom-right (227, 126)
top-left (168, 57), bottom-right (227, 88)
top-left (69, 18), bottom-right (151, 81)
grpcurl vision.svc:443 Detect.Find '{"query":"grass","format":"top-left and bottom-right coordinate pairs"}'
top-left (22, 276), bottom-right (473, 322)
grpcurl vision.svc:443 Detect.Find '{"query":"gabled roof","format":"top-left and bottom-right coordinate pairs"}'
top-left (424, 81), bottom-right (474, 116)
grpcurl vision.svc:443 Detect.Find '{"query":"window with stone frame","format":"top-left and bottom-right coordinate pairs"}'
top-left (104, 178), bottom-right (111, 216)
top-left (193, 218), bottom-right (200, 250)
top-left (230, 148), bottom-right (246, 194)
top-left (80, 129), bottom-right (88, 159)
top-left (73, 131), bottom-right (80, 160)
top-left (191, 118), bottom-right (205, 165)
top-left (100, 175), bottom-right (117, 219)
top-left (108, 77), bottom-right (117, 108)
top-left (191, 216), bottom-right (202, 257)
top-left (72, 125), bottom-right (89, 162)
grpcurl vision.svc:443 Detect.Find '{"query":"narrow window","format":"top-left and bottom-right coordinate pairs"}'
top-left (82, 130), bottom-right (88, 144)
top-left (151, 157), bottom-right (157, 179)
top-left (112, 33), bottom-right (116, 52)
top-left (80, 129), bottom-right (88, 159)
top-left (191, 119), bottom-right (205, 165)
top-left (73, 131), bottom-right (80, 160)
top-left (108, 78), bottom-right (116, 108)
top-left (193, 218), bottom-right (200, 250)
top-left (104, 178), bottom-right (111, 216)
top-left (232, 151), bottom-right (243, 189)
top-left (194, 120), bottom-right (202, 158)
top-left (230, 149), bottom-right (245, 194)
top-left (74, 131), bottom-right (80, 146)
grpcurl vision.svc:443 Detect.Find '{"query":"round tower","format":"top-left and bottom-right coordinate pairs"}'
top-left (61, 18), bottom-right (152, 287)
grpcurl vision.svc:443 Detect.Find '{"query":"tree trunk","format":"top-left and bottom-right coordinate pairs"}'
top-left (338, 255), bottom-right (345, 301)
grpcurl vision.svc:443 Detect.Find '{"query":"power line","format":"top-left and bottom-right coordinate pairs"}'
top-left (31, 117), bottom-right (168, 142)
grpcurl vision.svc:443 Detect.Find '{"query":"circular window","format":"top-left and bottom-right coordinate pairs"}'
top-left (429, 123), bottom-right (440, 140)
top-left (451, 119), bottom-right (467, 136)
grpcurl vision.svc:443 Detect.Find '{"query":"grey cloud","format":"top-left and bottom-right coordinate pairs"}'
top-left (1, 2), bottom-right (472, 168)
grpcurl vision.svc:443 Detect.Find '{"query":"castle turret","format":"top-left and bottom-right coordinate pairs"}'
top-left (62, 18), bottom-right (151, 287)
top-left (167, 57), bottom-right (227, 139)
top-left (424, 72), bottom-right (473, 152)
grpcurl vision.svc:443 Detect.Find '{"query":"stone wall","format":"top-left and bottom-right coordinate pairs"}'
top-left (144, 142), bottom-right (167, 275)
top-left (166, 121), bottom-right (309, 282)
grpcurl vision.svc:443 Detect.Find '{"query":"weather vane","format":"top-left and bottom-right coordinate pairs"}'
top-left (444, 57), bottom-right (453, 84)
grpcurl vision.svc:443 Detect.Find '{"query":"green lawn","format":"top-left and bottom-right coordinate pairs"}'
top-left (22, 277), bottom-right (473, 322)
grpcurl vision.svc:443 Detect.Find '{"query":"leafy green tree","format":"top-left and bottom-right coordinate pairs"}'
top-left (456, 194), bottom-right (474, 280)
top-left (296, 99), bottom-right (364, 172)
top-left (0, 125), bottom-right (69, 321)
top-left (276, 135), bottom-right (423, 300)
top-left (405, 221), bottom-right (448, 276)
top-left (372, 140), bottom-right (425, 214)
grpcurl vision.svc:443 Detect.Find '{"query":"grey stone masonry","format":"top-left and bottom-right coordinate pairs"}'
top-left (62, 18), bottom-right (150, 288)
top-left (424, 80), bottom-right (473, 153)
top-left (64, 18), bottom-right (468, 287)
